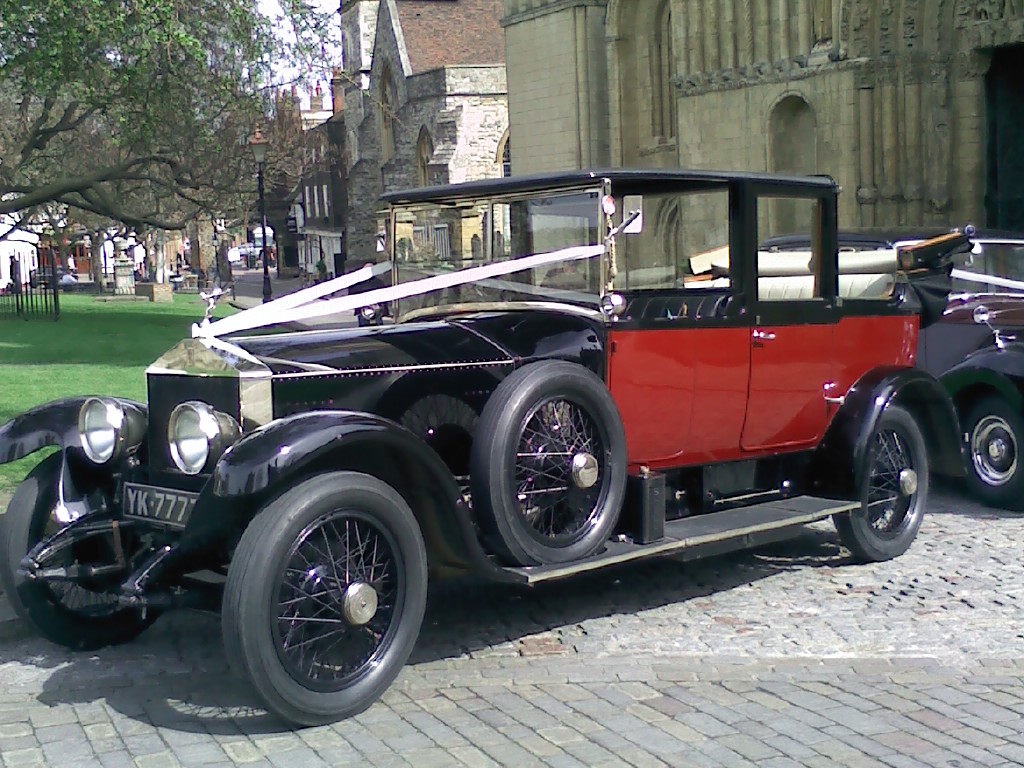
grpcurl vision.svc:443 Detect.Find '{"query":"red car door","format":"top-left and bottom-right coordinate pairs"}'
top-left (608, 315), bottom-right (750, 470)
top-left (740, 201), bottom-right (837, 452)
top-left (740, 316), bottom-right (834, 451)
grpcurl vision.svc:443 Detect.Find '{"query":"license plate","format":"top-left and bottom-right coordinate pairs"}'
top-left (122, 483), bottom-right (197, 527)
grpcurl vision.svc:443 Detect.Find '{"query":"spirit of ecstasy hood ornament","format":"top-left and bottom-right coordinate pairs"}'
top-left (199, 285), bottom-right (229, 323)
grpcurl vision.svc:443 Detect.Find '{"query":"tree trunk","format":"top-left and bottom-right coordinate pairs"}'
top-left (57, 233), bottom-right (70, 271)
top-left (92, 231), bottom-right (105, 291)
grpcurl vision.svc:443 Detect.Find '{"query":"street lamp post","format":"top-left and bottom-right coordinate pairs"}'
top-left (249, 127), bottom-right (272, 304)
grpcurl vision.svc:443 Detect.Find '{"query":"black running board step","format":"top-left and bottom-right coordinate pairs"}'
top-left (503, 496), bottom-right (857, 585)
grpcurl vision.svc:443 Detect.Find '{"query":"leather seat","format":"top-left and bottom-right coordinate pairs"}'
top-left (755, 273), bottom-right (895, 300)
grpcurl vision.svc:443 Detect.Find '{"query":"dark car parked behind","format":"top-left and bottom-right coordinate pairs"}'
top-left (764, 227), bottom-right (1024, 509)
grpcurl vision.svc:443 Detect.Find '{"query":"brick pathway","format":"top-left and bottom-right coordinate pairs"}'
top-left (0, 485), bottom-right (1023, 767)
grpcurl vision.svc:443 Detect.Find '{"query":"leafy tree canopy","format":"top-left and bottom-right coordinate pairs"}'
top-left (0, 0), bottom-right (336, 231)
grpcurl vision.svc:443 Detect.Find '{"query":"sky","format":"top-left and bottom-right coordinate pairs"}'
top-left (256, 0), bottom-right (343, 108)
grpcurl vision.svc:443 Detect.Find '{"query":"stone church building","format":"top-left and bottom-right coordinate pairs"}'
top-left (341, 0), bottom-right (510, 262)
top-left (502, 0), bottom-right (1024, 231)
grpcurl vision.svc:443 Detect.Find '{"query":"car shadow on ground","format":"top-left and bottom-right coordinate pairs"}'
top-left (20, 489), bottom-right (1008, 736)
top-left (23, 523), bottom-right (850, 736)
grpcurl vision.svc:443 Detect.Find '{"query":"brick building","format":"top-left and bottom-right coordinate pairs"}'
top-left (502, 0), bottom-right (1024, 232)
top-left (296, 82), bottom-right (348, 279)
top-left (341, 0), bottom-right (510, 263)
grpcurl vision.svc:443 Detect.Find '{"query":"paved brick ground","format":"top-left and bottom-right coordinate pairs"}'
top-left (1, 484), bottom-right (1023, 767)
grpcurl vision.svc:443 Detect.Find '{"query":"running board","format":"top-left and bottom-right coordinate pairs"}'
top-left (503, 496), bottom-right (857, 585)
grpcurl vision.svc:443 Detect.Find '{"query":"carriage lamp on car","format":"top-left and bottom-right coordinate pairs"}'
top-left (78, 398), bottom-right (147, 465)
top-left (168, 401), bottom-right (241, 475)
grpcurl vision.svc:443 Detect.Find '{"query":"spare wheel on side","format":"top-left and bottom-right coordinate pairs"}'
top-left (470, 360), bottom-right (628, 566)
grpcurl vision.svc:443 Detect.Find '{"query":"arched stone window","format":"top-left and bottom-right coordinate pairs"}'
top-left (499, 132), bottom-right (512, 177)
top-left (652, 0), bottom-right (676, 140)
top-left (770, 95), bottom-right (817, 174)
top-left (379, 66), bottom-right (397, 164)
top-left (417, 127), bottom-right (433, 186)
top-left (769, 95), bottom-right (818, 232)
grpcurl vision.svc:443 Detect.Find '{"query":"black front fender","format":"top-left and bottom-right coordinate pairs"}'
top-left (178, 410), bottom-right (506, 579)
top-left (811, 367), bottom-right (964, 497)
top-left (942, 345), bottom-right (1024, 412)
top-left (0, 397), bottom-right (146, 465)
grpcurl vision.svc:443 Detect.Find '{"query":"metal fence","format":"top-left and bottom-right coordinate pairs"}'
top-left (0, 255), bottom-right (60, 321)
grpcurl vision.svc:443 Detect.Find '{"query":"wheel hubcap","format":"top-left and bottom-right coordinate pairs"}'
top-left (571, 453), bottom-right (600, 489)
top-left (342, 582), bottom-right (378, 626)
top-left (899, 468), bottom-right (918, 496)
top-left (971, 416), bottom-right (1018, 487)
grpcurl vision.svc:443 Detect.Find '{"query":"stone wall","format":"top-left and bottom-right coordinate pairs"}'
top-left (503, 1), bottom-right (609, 174)
top-left (343, 1), bottom-right (509, 263)
top-left (502, 0), bottom-right (1024, 231)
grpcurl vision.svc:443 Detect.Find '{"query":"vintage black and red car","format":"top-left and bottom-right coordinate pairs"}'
top-left (0, 170), bottom-right (969, 725)
top-left (765, 227), bottom-right (1024, 509)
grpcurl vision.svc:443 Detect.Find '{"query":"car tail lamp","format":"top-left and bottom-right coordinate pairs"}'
top-left (168, 401), bottom-right (241, 475)
top-left (78, 398), bottom-right (146, 465)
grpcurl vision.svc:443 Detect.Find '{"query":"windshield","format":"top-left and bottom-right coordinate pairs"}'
top-left (390, 188), bottom-right (604, 319)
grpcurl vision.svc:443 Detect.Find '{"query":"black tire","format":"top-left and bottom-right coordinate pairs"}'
top-left (0, 453), bottom-right (155, 650)
top-left (835, 405), bottom-right (929, 562)
top-left (962, 395), bottom-right (1024, 511)
top-left (222, 472), bottom-right (428, 726)
top-left (470, 360), bottom-right (628, 566)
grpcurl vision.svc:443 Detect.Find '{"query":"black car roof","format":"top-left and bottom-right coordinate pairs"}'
top-left (382, 168), bottom-right (840, 205)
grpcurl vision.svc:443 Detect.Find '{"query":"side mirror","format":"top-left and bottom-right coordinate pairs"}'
top-left (622, 196), bottom-right (644, 234)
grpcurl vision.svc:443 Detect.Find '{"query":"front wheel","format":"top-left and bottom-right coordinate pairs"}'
top-left (0, 453), bottom-right (155, 650)
top-left (834, 405), bottom-right (929, 562)
top-left (222, 472), bottom-right (428, 726)
top-left (963, 396), bottom-right (1024, 511)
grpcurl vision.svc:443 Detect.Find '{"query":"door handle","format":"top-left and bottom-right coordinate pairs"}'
top-left (753, 329), bottom-right (776, 341)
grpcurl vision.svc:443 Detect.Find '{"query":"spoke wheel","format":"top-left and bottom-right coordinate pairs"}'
top-left (0, 453), bottom-right (156, 650)
top-left (963, 396), bottom-right (1024, 510)
top-left (471, 360), bottom-right (628, 567)
top-left (514, 398), bottom-right (607, 547)
top-left (274, 511), bottom-right (403, 692)
top-left (864, 427), bottom-right (915, 539)
top-left (223, 472), bottom-right (427, 726)
top-left (835, 405), bottom-right (928, 562)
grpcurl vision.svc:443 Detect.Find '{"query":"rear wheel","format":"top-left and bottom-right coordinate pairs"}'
top-left (222, 472), bottom-right (427, 726)
top-left (471, 361), bottom-right (628, 566)
top-left (963, 395), bottom-right (1024, 511)
top-left (0, 453), bottom-right (155, 650)
top-left (835, 406), bottom-right (928, 562)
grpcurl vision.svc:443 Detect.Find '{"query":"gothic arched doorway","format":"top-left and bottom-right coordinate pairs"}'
top-left (986, 45), bottom-right (1024, 231)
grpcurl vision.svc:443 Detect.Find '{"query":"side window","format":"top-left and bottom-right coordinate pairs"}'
top-left (756, 196), bottom-right (823, 302)
top-left (614, 189), bottom-right (731, 291)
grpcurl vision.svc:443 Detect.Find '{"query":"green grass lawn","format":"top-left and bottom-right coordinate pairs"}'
top-left (0, 293), bottom-right (235, 495)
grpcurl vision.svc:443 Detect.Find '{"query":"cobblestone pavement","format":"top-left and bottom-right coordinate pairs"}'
top-left (1, 484), bottom-right (1023, 767)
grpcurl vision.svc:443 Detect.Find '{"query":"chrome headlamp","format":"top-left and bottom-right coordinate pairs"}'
top-left (78, 398), bottom-right (146, 465)
top-left (168, 401), bottom-right (241, 475)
